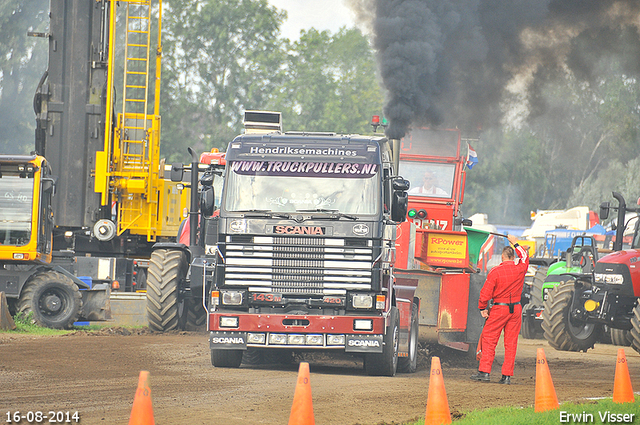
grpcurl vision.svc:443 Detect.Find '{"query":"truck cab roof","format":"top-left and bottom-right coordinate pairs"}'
top-left (225, 132), bottom-right (391, 164)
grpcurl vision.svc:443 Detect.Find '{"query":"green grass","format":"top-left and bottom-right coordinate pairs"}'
top-left (405, 399), bottom-right (640, 424)
top-left (2, 311), bottom-right (150, 335)
top-left (5, 312), bottom-right (73, 335)
top-left (3, 312), bottom-right (119, 335)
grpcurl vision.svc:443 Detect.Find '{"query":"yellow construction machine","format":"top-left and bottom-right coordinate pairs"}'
top-left (0, 0), bottom-right (188, 328)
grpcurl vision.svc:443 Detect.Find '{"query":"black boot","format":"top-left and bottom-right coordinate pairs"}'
top-left (498, 375), bottom-right (511, 385)
top-left (470, 371), bottom-right (490, 382)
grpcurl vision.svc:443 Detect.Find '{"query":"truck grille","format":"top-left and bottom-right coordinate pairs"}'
top-left (222, 235), bottom-right (375, 295)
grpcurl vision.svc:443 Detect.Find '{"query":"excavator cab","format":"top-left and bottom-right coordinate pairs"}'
top-left (0, 155), bottom-right (111, 329)
top-left (0, 155), bottom-right (53, 264)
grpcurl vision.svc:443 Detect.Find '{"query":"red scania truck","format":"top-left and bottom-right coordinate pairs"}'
top-left (202, 112), bottom-right (416, 376)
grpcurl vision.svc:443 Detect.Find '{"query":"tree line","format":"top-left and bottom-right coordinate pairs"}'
top-left (1, 0), bottom-right (638, 226)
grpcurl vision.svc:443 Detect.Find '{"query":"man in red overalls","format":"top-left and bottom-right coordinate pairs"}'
top-left (471, 234), bottom-right (529, 384)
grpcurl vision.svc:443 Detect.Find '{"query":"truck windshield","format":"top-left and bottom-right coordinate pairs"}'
top-left (224, 160), bottom-right (380, 215)
top-left (0, 176), bottom-right (34, 245)
top-left (401, 161), bottom-right (456, 198)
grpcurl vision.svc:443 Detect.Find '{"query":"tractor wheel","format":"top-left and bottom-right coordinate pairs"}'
top-left (211, 349), bottom-right (243, 368)
top-left (182, 298), bottom-right (206, 331)
top-left (264, 349), bottom-right (294, 365)
top-left (530, 266), bottom-right (548, 306)
top-left (610, 328), bottom-right (632, 347)
top-left (599, 326), bottom-right (613, 345)
top-left (541, 281), bottom-right (600, 352)
top-left (365, 306), bottom-right (399, 376)
top-left (242, 348), bottom-right (265, 366)
top-left (146, 249), bottom-right (187, 332)
top-left (629, 304), bottom-right (640, 355)
top-left (17, 270), bottom-right (82, 329)
top-left (521, 302), bottom-right (542, 339)
top-left (398, 303), bottom-right (418, 373)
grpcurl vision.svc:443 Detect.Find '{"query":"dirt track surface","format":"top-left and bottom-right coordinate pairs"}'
top-left (1, 329), bottom-right (639, 425)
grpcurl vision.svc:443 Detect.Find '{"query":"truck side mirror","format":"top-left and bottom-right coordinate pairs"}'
top-left (170, 163), bottom-right (184, 182)
top-left (201, 186), bottom-right (215, 217)
top-left (391, 191), bottom-right (408, 223)
top-left (390, 177), bottom-right (409, 222)
top-left (455, 217), bottom-right (473, 227)
top-left (200, 171), bottom-right (214, 187)
top-left (41, 178), bottom-right (55, 194)
top-left (599, 201), bottom-right (610, 220)
top-left (392, 177), bottom-right (410, 191)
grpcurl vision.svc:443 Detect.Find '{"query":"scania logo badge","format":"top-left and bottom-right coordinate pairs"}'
top-left (230, 220), bottom-right (247, 233)
top-left (274, 225), bottom-right (324, 235)
top-left (352, 224), bottom-right (369, 236)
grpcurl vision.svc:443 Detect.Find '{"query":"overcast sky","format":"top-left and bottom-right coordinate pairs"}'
top-left (268, 0), bottom-right (357, 40)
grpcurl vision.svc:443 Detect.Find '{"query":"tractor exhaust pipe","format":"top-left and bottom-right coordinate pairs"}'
top-left (612, 192), bottom-right (626, 252)
top-left (188, 147), bottom-right (199, 248)
top-left (391, 138), bottom-right (400, 176)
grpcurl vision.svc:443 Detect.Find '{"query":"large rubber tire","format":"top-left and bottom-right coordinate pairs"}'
top-left (211, 349), bottom-right (243, 368)
top-left (610, 328), bottom-right (632, 347)
top-left (630, 304), bottom-right (640, 355)
top-left (242, 348), bottom-right (265, 366)
top-left (521, 302), bottom-right (542, 339)
top-left (398, 303), bottom-right (418, 373)
top-left (531, 266), bottom-right (548, 306)
top-left (541, 281), bottom-right (600, 352)
top-left (183, 297), bottom-right (207, 331)
top-left (146, 249), bottom-right (187, 332)
top-left (17, 270), bottom-right (82, 329)
top-left (365, 307), bottom-right (399, 376)
top-left (600, 326), bottom-right (613, 345)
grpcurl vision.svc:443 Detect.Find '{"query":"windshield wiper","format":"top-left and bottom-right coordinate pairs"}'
top-left (296, 209), bottom-right (358, 220)
top-left (234, 210), bottom-right (291, 219)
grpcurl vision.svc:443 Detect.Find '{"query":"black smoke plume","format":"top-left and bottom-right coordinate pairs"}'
top-left (348, 0), bottom-right (640, 139)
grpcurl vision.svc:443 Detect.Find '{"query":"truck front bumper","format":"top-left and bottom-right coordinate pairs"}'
top-left (208, 312), bottom-right (385, 353)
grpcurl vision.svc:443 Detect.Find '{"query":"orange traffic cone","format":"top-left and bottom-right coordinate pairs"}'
top-left (288, 362), bottom-right (315, 425)
top-left (129, 371), bottom-right (155, 425)
top-left (534, 348), bottom-right (559, 412)
top-left (424, 356), bottom-right (452, 425)
top-left (613, 348), bottom-right (635, 403)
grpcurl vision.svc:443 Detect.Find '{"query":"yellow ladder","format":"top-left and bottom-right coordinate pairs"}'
top-left (120, 0), bottom-right (152, 172)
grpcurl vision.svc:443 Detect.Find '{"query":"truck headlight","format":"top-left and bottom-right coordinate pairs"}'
top-left (269, 333), bottom-right (287, 345)
top-left (222, 291), bottom-right (244, 305)
top-left (219, 316), bottom-right (239, 328)
top-left (288, 334), bottom-right (305, 345)
top-left (305, 334), bottom-right (324, 345)
top-left (247, 333), bottom-right (266, 344)
top-left (352, 294), bottom-right (373, 309)
top-left (327, 334), bottom-right (345, 345)
top-left (594, 273), bottom-right (624, 284)
top-left (354, 319), bottom-right (373, 331)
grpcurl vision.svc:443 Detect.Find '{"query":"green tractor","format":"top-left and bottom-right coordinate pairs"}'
top-left (521, 236), bottom-right (600, 340)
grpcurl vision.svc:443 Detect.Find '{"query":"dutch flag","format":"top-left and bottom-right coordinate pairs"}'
top-left (466, 143), bottom-right (478, 169)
